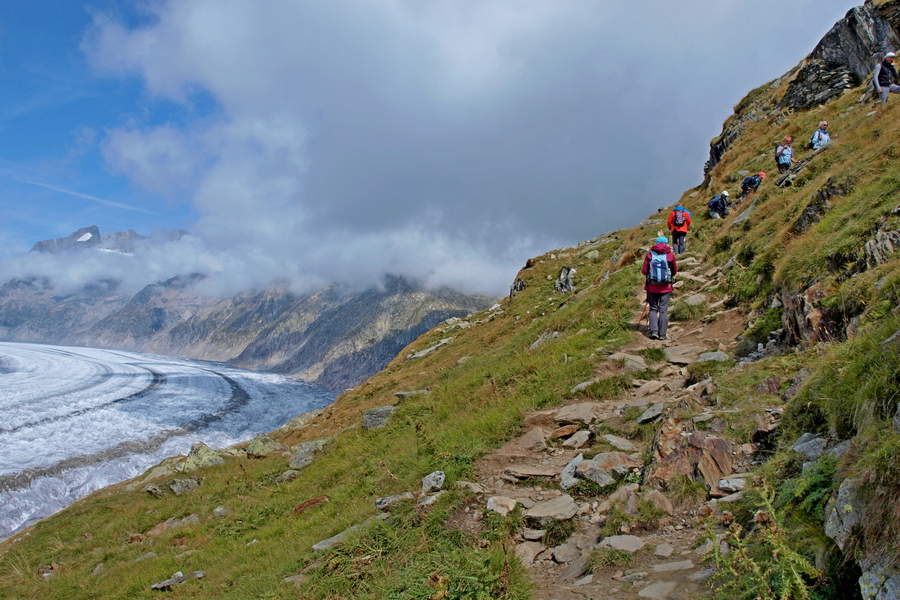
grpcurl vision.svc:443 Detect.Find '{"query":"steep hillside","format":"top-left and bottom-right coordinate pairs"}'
top-left (2, 3), bottom-right (900, 599)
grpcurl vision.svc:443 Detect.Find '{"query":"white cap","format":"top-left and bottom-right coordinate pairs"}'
top-left (722, 190), bottom-right (729, 196)
top-left (887, 52), bottom-right (897, 58)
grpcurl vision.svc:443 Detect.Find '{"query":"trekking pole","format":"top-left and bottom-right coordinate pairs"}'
top-left (639, 301), bottom-right (649, 332)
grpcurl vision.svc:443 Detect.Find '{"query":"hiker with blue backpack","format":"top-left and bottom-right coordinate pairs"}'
top-left (809, 121), bottom-right (831, 150)
top-left (667, 205), bottom-right (692, 254)
top-left (739, 172), bottom-right (766, 201)
top-left (641, 235), bottom-right (677, 340)
top-left (708, 191), bottom-right (730, 219)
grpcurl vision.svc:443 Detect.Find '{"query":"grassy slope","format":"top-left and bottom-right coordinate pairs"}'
top-left (3, 58), bottom-right (900, 600)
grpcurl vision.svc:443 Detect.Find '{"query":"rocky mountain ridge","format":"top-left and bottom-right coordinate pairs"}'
top-left (1, 229), bottom-right (494, 390)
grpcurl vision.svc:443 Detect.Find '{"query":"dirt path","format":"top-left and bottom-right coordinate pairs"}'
top-left (468, 259), bottom-right (747, 600)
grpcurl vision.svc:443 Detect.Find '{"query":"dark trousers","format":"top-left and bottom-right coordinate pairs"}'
top-left (671, 230), bottom-right (686, 254)
top-left (647, 291), bottom-right (671, 338)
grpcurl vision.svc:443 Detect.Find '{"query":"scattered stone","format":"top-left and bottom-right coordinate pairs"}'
top-left (637, 403), bottom-right (667, 424)
top-left (519, 427), bottom-right (548, 450)
top-left (289, 438), bottom-right (329, 470)
top-left (655, 543), bottom-right (675, 558)
top-left (689, 568), bottom-right (716, 582)
top-left (570, 380), bottom-right (594, 394)
top-left (276, 470), bottom-right (302, 483)
top-left (635, 381), bottom-right (667, 398)
top-left (792, 436), bottom-right (827, 461)
top-left (562, 430), bottom-right (592, 449)
top-left (375, 492), bottom-right (415, 511)
top-left (587, 452), bottom-right (639, 479)
top-left (143, 483), bottom-right (165, 498)
top-left (694, 539), bottom-right (714, 556)
top-left (638, 581), bottom-right (677, 599)
top-left (169, 478), bottom-right (200, 496)
top-left (825, 478), bottom-right (862, 550)
top-left (718, 478), bottom-right (746, 493)
top-left (487, 496), bottom-right (518, 516)
top-left (311, 514), bottom-right (389, 550)
top-left (363, 406), bottom-right (398, 430)
top-left (417, 492), bottom-right (444, 509)
top-left (683, 293), bottom-right (708, 306)
top-left (522, 528), bottom-right (546, 541)
top-left (516, 541), bottom-right (545, 565)
top-left (553, 539), bottom-right (582, 563)
top-left (134, 552), bottom-right (157, 563)
top-left (602, 434), bottom-right (636, 452)
top-left (654, 559), bottom-right (694, 573)
top-left (641, 489), bottom-right (674, 515)
top-left (560, 454), bottom-right (585, 490)
top-left (422, 470), bottom-right (445, 494)
top-left (555, 403), bottom-right (601, 425)
top-left (181, 442), bottom-right (224, 472)
top-left (609, 352), bottom-right (648, 373)
top-left (150, 570), bottom-right (205, 590)
top-left (146, 514), bottom-right (200, 538)
top-left (575, 461), bottom-right (616, 487)
top-left (530, 331), bottom-right (561, 351)
top-left (456, 480), bottom-right (485, 494)
top-left (599, 535), bottom-right (645, 553)
top-left (245, 433), bottom-right (289, 458)
top-left (697, 351), bottom-right (729, 362)
top-left (525, 494), bottom-right (579, 526)
top-left (664, 346), bottom-right (705, 365)
top-left (575, 574), bottom-right (594, 585)
top-left (405, 337), bottom-right (453, 361)
top-left (212, 506), bottom-right (231, 518)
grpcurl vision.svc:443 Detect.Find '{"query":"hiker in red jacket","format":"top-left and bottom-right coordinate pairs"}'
top-left (641, 236), bottom-right (677, 340)
top-left (667, 205), bottom-right (692, 254)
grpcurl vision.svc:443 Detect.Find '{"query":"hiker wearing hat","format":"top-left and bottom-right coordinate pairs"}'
top-left (775, 137), bottom-right (797, 173)
top-left (641, 235), bottom-right (677, 341)
top-left (667, 205), bottom-right (692, 254)
top-left (874, 51), bottom-right (900, 103)
top-left (708, 191), bottom-right (730, 219)
top-left (810, 121), bottom-right (831, 150)
top-left (739, 172), bottom-right (766, 202)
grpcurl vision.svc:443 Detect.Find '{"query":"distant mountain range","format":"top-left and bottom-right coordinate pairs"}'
top-left (0, 227), bottom-right (495, 391)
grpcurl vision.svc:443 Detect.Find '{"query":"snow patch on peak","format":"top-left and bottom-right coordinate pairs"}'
top-left (77, 232), bottom-right (93, 243)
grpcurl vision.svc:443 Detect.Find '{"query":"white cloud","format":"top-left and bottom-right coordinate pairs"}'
top-left (67, 0), bottom-right (861, 297)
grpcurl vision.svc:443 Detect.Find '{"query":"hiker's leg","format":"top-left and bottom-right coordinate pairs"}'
top-left (657, 292), bottom-right (671, 338)
top-left (675, 231), bottom-right (686, 253)
top-left (881, 88), bottom-right (891, 103)
top-left (647, 292), bottom-right (660, 336)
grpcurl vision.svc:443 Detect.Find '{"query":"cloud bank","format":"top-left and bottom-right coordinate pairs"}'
top-left (4, 0), bottom-right (860, 296)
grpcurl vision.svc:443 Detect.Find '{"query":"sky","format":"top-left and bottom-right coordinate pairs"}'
top-left (0, 0), bottom-right (861, 296)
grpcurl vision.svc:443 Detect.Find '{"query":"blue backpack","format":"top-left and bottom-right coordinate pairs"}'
top-left (647, 251), bottom-right (672, 284)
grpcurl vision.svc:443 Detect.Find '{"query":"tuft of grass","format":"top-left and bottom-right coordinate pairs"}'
top-left (581, 375), bottom-right (631, 400)
top-left (587, 547), bottom-right (633, 570)
top-left (637, 347), bottom-right (667, 363)
top-left (670, 300), bottom-right (707, 322)
top-left (666, 474), bottom-right (708, 506)
top-left (541, 519), bottom-right (576, 547)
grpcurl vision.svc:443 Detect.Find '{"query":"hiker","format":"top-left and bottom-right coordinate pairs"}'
top-left (739, 172), bottom-right (766, 201)
top-left (641, 235), bottom-right (677, 341)
top-left (775, 136), bottom-right (797, 173)
top-left (810, 121), bottom-right (831, 150)
top-left (874, 51), bottom-right (900, 103)
top-left (667, 204), bottom-right (692, 254)
top-left (708, 190), bottom-right (730, 219)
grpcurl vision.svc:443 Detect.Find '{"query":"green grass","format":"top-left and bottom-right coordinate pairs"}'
top-left (587, 547), bottom-right (633, 570)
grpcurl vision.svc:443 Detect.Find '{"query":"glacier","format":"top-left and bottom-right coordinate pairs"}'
top-left (0, 341), bottom-right (335, 540)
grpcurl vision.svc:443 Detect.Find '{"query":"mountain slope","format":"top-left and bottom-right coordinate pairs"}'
top-left (2, 3), bottom-right (900, 599)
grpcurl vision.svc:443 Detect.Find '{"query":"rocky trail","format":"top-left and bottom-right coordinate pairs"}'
top-left (458, 258), bottom-right (758, 600)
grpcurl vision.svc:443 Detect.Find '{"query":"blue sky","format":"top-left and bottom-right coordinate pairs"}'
top-left (0, 0), bottom-right (862, 294)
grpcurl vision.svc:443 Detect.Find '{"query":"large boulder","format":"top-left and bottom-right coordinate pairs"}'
top-left (181, 442), bottom-right (224, 472)
top-left (245, 433), bottom-right (289, 458)
top-left (644, 418), bottom-right (733, 494)
top-left (363, 406), bottom-right (398, 430)
top-left (288, 438), bottom-right (329, 470)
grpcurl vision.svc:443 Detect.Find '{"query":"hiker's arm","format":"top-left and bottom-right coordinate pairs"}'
top-left (775, 146), bottom-right (784, 157)
top-left (874, 64), bottom-right (883, 92)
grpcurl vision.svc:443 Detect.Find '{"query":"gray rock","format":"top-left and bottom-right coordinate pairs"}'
top-left (584, 250), bottom-right (600, 260)
top-left (602, 434), bottom-right (636, 452)
top-left (555, 402), bottom-right (601, 425)
top-left (134, 552), bottom-right (158, 563)
top-left (655, 543), bottom-right (675, 558)
top-left (311, 514), bottom-right (389, 550)
top-left (576, 461), bottom-right (616, 487)
top-left (717, 478), bottom-right (746, 493)
top-left (732, 198), bottom-right (758, 226)
top-left (634, 380), bottom-right (667, 398)
top-left (456, 480), bottom-right (485, 494)
top-left (553, 539), bottom-right (582, 563)
top-left (375, 492), bottom-right (415, 511)
top-left (560, 454), bottom-right (585, 490)
top-left (522, 528), bottom-right (546, 541)
top-left (559, 555), bottom-right (589, 581)
top-left (697, 351), bottom-right (729, 362)
top-left (363, 406), bottom-right (398, 430)
top-left (664, 345), bottom-right (705, 365)
top-left (421, 470), bottom-right (445, 494)
top-left (826, 477), bottom-right (863, 551)
top-left (524, 494), bottom-right (579, 526)
top-left (181, 442), bottom-right (224, 472)
top-left (570, 380), bottom-right (593, 394)
top-left (417, 492), bottom-right (444, 509)
top-left (826, 440), bottom-right (852, 459)
top-left (793, 432), bottom-right (820, 446)
top-left (394, 389), bottom-right (431, 399)
top-left (637, 403), bottom-right (666, 424)
top-left (515, 541), bottom-right (545, 565)
top-left (142, 483), bottom-right (164, 498)
top-left (529, 330), bottom-right (561, 351)
top-left (589, 452), bottom-right (640, 479)
top-left (487, 496), bottom-right (518, 516)
top-left (653, 559), bottom-right (694, 573)
top-left (283, 574), bottom-right (308, 586)
top-left (859, 562), bottom-right (900, 600)
top-left (151, 571), bottom-right (205, 590)
top-left (405, 337), bottom-right (454, 361)
top-left (683, 293), bottom-right (708, 307)
top-left (793, 437), bottom-right (827, 461)
top-left (169, 478), bottom-right (200, 496)
top-left (288, 438), bottom-right (329, 470)
top-left (638, 581), bottom-right (677, 599)
top-left (276, 470), bottom-right (303, 483)
top-left (609, 352), bottom-right (648, 373)
top-left (600, 535), bottom-right (645, 553)
top-left (562, 430), bottom-right (592, 449)
top-left (212, 506), bottom-right (231, 518)
top-left (245, 433), bottom-right (289, 457)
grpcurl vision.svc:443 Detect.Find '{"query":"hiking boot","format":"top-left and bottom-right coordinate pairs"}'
top-left (658, 335), bottom-right (668, 341)
top-left (649, 332), bottom-right (658, 340)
